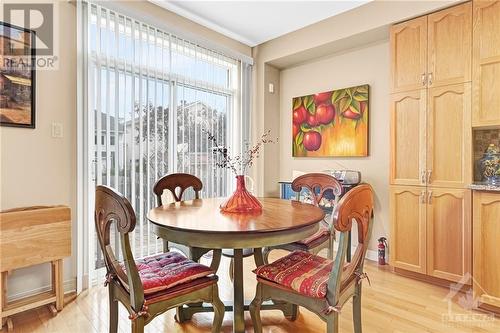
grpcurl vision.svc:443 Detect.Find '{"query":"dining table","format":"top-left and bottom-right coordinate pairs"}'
top-left (147, 197), bottom-right (325, 333)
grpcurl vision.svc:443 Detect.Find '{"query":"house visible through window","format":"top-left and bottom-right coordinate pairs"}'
top-left (87, 3), bottom-right (242, 268)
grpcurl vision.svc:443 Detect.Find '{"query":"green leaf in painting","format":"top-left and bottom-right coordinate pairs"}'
top-left (303, 95), bottom-right (315, 115)
top-left (293, 97), bottom-right (302, 110)
top-left (338, 96), bottom-right (352, 113)
top-left (350, 99), bottom-right (361, 114)
top-left (356, 85), bottom-right (369, 94)
top-left (295, 131), bottom-right (304, 147)
top-left (300, 124), bottom-right (313, 132)
top-left (331, 89), bottom-right (345, 103)
top-left (353, 91), bottom-right (368, 102)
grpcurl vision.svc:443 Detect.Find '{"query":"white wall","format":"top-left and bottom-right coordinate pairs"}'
top-left (279, 42), bottom-right (390, 249)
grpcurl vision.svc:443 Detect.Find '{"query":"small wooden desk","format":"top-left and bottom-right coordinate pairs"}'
top-left (148, 197), bottom-right (325, 333)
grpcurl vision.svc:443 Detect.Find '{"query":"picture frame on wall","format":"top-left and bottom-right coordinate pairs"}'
top-left (0, 21), bottom-right (36, 129)
top-left (292, 84), bottom-right (369, 157)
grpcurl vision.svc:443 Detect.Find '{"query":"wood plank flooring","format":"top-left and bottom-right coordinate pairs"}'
top-left (4, 250), bottom-right (500, 333)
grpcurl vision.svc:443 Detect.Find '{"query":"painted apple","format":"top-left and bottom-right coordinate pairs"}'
top-left (293, 124), bottom-right (300, 139)
top-left (306, 113), bottom-right (320, 127)
top-left (342, 101), bottom-right (367, 120)
top-left (303, 131), bottom-right (322, 151)
top-left (314, 92), bottom-right (332, 105)
top-left (293, 106), bottom-right (308, 125)
top-left (316, 104), bottom-right (335, 125)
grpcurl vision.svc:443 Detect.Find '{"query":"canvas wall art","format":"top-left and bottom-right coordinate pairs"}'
top-left (292, 84), bottom-right (369, 157)
top-left (0, 22), bottom-right (36, 128)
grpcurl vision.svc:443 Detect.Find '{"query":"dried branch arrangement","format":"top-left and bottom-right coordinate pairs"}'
top-left (204, 129), bottom-right (277, 175)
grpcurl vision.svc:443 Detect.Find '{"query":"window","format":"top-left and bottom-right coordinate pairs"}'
top-left (87, 3), bottom-right (247, 269)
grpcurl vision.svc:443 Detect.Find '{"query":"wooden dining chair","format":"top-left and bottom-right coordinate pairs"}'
top-left (263, 173), bottom-right (343, 262)
top-left (250, 184), bottom-right (374, 333)
top-left (153, 173), bottom-right (216, 263)
top-left (95, 185), bottom-right (224, 333)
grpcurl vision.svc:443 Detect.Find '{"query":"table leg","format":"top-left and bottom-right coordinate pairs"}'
top-left (233, 249), bottom-right (245, 333)
top-left (253, 248), bottom-right (264, 268)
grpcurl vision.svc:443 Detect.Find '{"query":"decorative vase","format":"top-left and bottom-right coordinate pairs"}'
top-left (220, 175), bottom-right (262, 213)
top-left (479, 144), bottom-right (500, 185)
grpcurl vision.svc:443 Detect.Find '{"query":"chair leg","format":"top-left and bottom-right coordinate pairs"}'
top-left (108, 288), bottom-right (118, 333)
top-left (131, 317), bottom-right (145, 333)
top-left (284, 304), bottom-right (299, 321)
top-left (326, 313), bottom-right (339, 333)
top-left (249, 283), bottom-right (264, 333)
top-left (229, 259), bottom-right (234, 282)
top-left (262, 247), bottom-right (271, 264)
top-left (211, 286), bottom-right (225, 333)
top-left (175, 305), bottom-right (189, 323)
top-left (353, 284), bottom-right (363, 333)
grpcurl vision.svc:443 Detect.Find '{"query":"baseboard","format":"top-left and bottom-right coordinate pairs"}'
top-left (8, 278), bottom-right (77, 302)
top-left (365, 249), bottom-right (379, 262)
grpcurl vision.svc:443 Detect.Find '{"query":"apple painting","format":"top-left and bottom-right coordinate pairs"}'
top-left (292, 84), bottom-right (369, 157)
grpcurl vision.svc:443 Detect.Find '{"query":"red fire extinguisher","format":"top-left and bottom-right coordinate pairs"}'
top-left (378, 237), bottom-right (388, 265)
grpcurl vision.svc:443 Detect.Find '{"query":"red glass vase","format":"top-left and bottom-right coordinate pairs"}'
top-left (220, 175), bottom-right (262, 214)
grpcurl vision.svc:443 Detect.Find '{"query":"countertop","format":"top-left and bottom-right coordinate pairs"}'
top-left (469, 183), bottom-right (500, 192)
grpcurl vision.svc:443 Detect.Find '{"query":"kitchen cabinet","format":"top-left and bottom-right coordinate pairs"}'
top-left (472, 0), bottom-right (500, 127)
top-left (390, 90), bottom-right (427, 186)
top-left (473, 191), bottom-right (500, 311)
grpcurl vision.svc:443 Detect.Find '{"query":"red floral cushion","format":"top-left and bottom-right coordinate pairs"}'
top-left (253, 251), bottom-right (332, 298)
top-left (121, 252), bottom-right (214, 295)
top-left (295, 224), bottom-right (330, 246)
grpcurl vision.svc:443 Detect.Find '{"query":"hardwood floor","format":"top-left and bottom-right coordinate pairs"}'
top-left (5, 250), bottom-right (500, 333)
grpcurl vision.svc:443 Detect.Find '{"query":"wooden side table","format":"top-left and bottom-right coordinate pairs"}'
top-left (0, 206), bottom-right (71, 331)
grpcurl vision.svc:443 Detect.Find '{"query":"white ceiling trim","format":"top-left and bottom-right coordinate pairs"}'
top-left (149, 0), bottom-right (258, 46)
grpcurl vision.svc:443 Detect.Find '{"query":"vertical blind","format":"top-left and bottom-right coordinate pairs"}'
top-left (86, 2), bottom-right (250, 268)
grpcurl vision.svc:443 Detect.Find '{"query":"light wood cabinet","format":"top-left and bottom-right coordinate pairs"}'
top-left (473, 191), bottom-right (500, 310)
top-left (391, 187), bottom-right (472, 282)
top-left (390, 186), bottom-right (427, 274)
top-left (427, 83), bottom-right (472, 188)
top-left (428, 2), bottom-right (472, 88)
top-left (427, 188), bottom-right (471, 283)
top-left (472, 0), bottom-right (500, 127)
top-left (390, 17), bottom-right (427, 93)
top-left (390, 90), bottom-right (427, 186)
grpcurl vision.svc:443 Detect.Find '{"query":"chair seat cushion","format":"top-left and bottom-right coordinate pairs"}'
top-left (121, 252), bottom-right (214, 295)
top-left (253, 251), bottom-right (333, 298)
top-left (294, 224), bottom-right (330, 247)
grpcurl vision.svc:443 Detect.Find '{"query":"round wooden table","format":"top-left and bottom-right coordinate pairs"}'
top-left (148, 197), bottom-right (325, 333)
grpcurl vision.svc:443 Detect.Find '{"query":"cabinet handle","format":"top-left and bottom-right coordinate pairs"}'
top-left (420, 191), bottom-right (426, 204)
top-left (421, 170), bottom-right (426, 184)
top-left (427, 170), bottom-right (432, 184)
top-left (427, 190), bottom-right (433, 204)
top-left (428, 72), bottom-right (433, 85)
top-left (421, 73), bottom-right (427, 86)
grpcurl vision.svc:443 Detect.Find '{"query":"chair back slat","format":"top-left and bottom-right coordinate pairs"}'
top-left (291, 173), bottom-right (343, 207)
top-left (327, 184), bottom-right (374, 305)
top-left (153, 173), bottom-right (203, 205)
top-left (95, 185), bottom-right (144, 309)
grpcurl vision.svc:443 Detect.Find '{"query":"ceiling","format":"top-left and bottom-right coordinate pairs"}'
top-left (150, 1), bottom-right (371, 47)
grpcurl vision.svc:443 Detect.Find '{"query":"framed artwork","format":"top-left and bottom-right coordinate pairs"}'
top-left (292, 84), bottom-right (369, 157)
top-left (0, 21), bottom-right (36, 128)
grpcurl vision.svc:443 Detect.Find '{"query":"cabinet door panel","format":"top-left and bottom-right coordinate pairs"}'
top-left (390, 17), bottom-right (428, 93)
top-left (428, 2), bottom-right (472, 87)
top-left (390, 186), bottom-right (427, 273)
top-left (473, 192), bottom-right (500, 309)
top-left (390, 90), bottom-right (426, 186)
top-left (427, 188), bottom-right (471, 283)
top-left (473, 0), bottom-right (500, 126)
top-left (427, 83), bottom-right (472, 188)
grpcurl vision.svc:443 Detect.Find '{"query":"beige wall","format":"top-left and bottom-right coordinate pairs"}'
top-left (279, 42), bottom-right (390, 249)
top-left (0, 0), bottom-right (250, 298)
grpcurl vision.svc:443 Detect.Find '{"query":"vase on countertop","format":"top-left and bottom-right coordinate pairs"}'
top-left (479, 144), bottom-right (500, 185)
top-left (220, 175), bottom-right (262, 214)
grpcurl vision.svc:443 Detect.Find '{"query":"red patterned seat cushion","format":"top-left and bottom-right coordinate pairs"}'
top-left (295, 224), bottom-right (330, 246)
top-left (253, 251), bottom-right (333, 298)
top-left (120, 252), bottom-right (214, 295)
